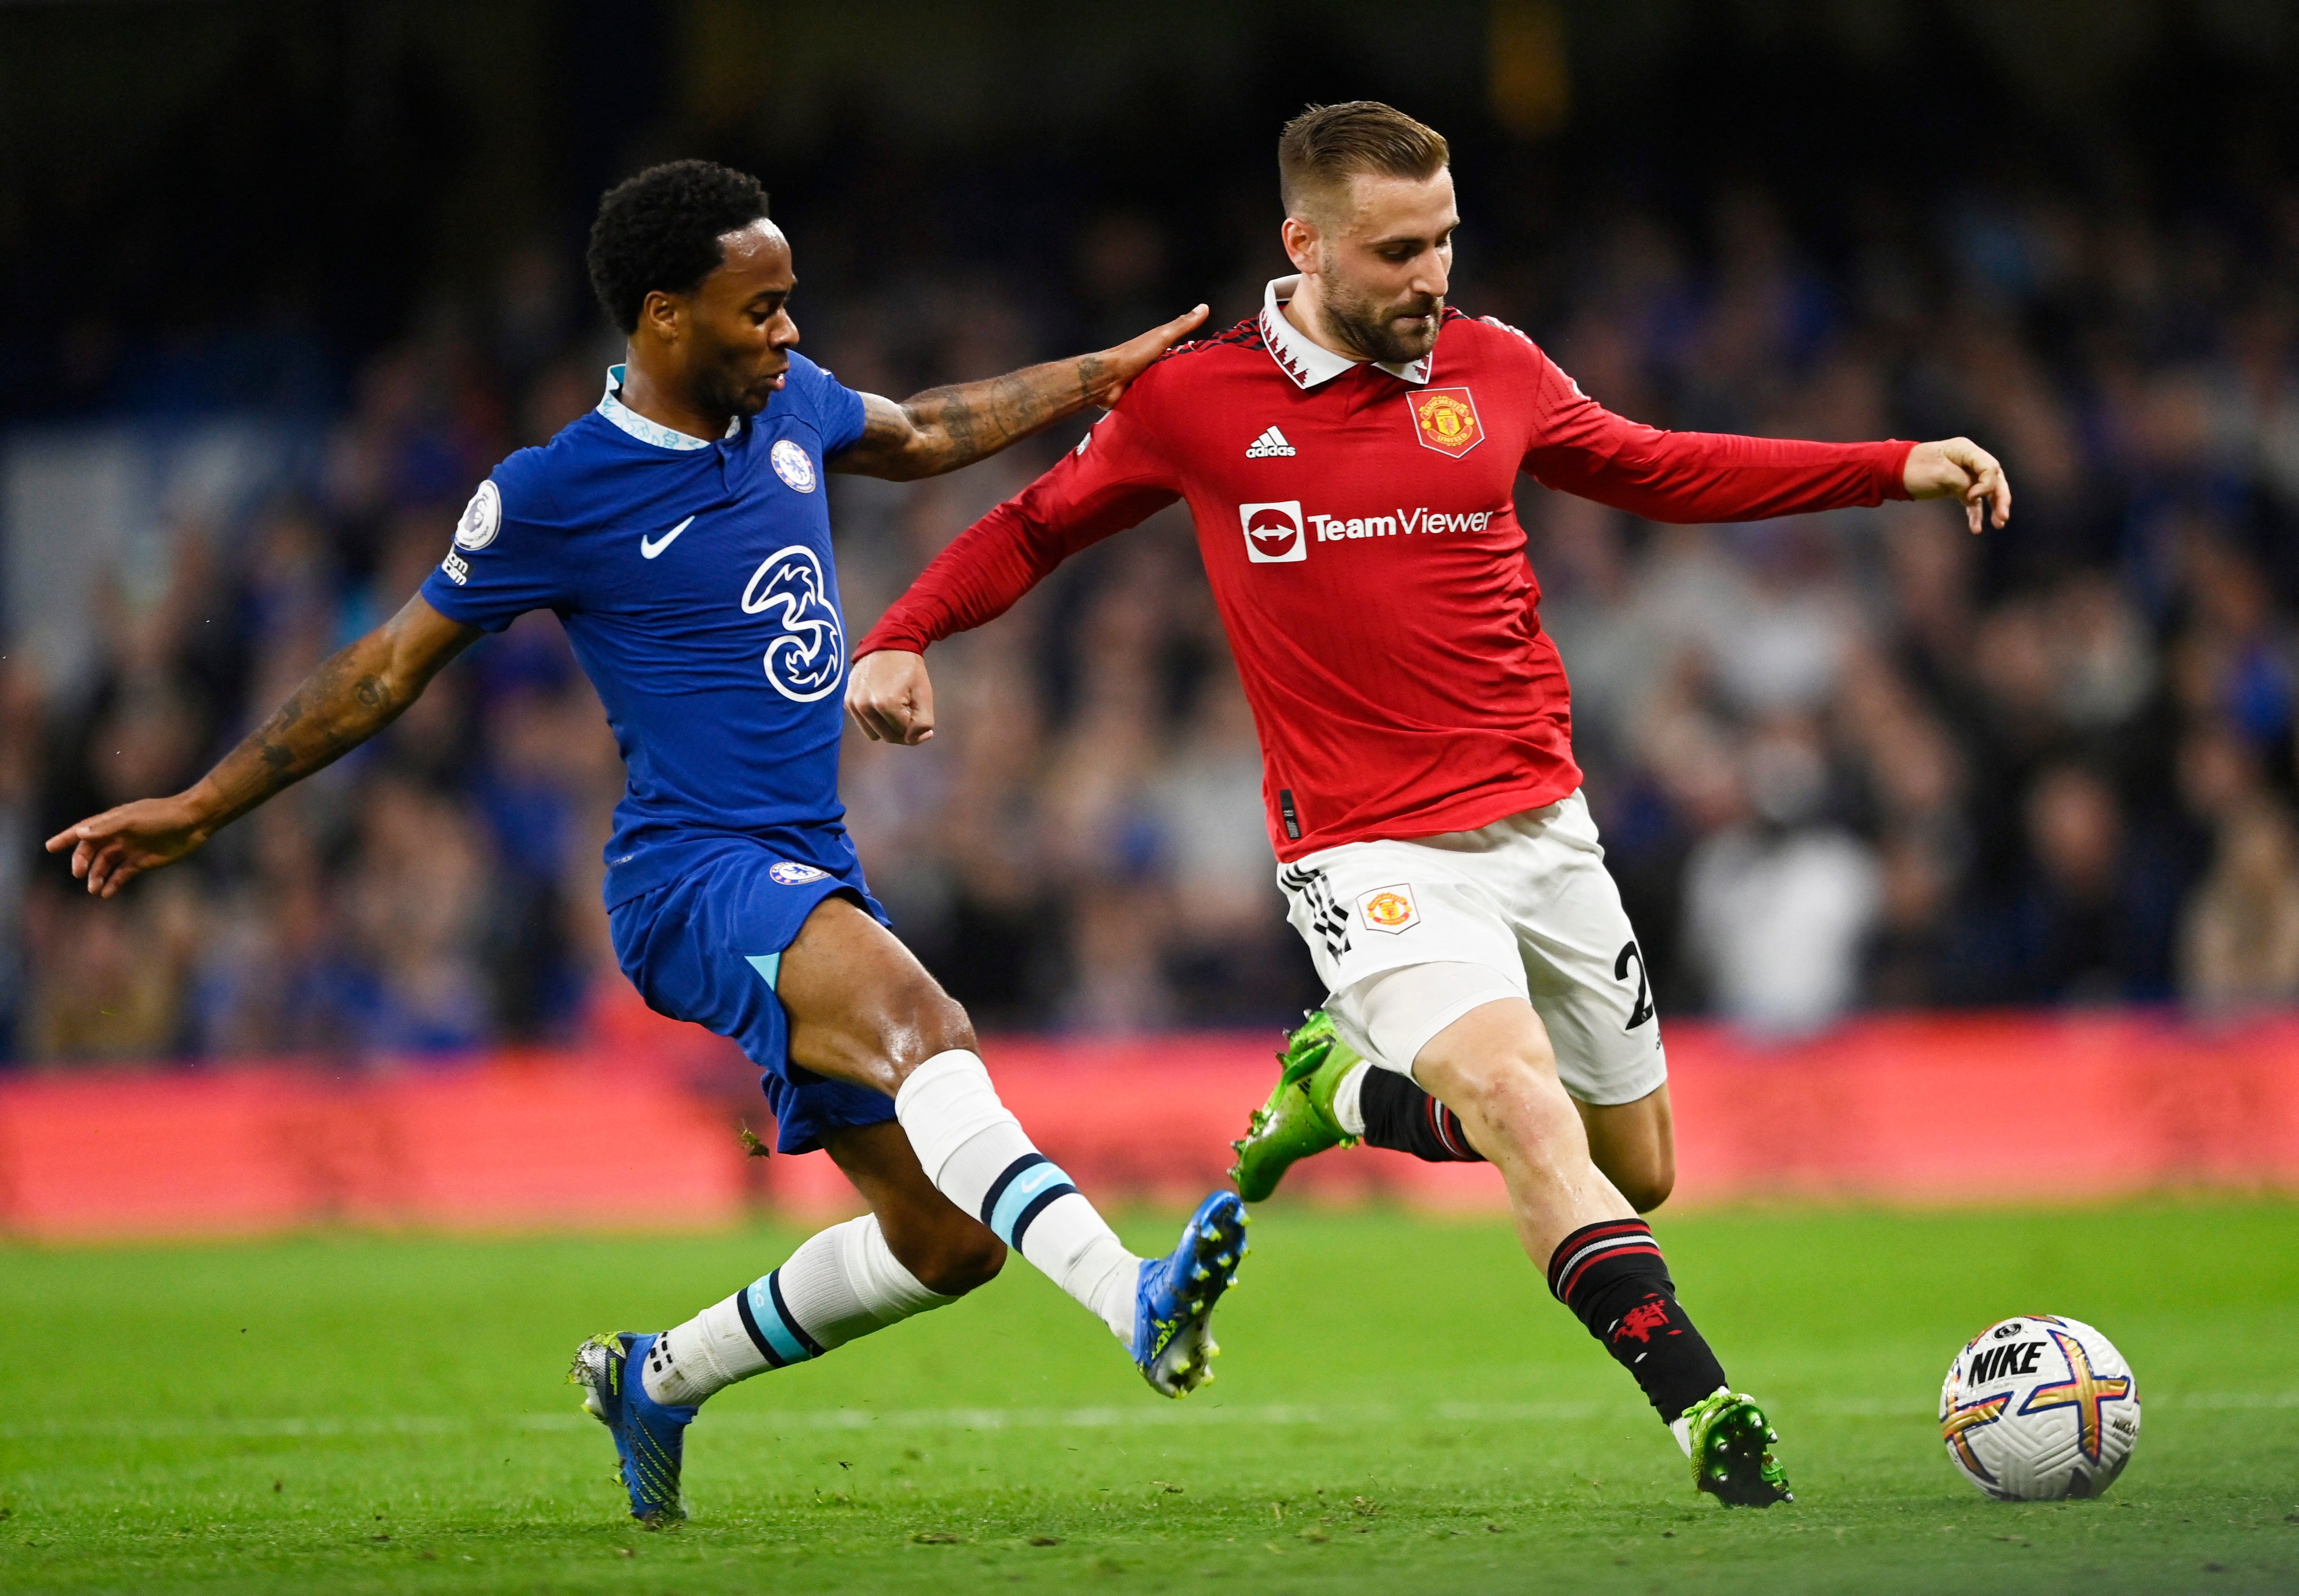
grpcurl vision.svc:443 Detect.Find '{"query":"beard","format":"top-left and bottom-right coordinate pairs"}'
top-left (1315, 276), bottom-right (1444, 366)
top-left (707, 361), bottom-right (779, 418)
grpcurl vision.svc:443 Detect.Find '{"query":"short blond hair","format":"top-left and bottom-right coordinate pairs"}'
top-left (1278, 101), bottom-right (1450, 222)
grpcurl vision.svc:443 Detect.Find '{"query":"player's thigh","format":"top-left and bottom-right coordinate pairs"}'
top-left (820, 1120), bottom-right (1005, 1296)
top-left (1409, 994), bottom-right (1590, 1158)
top-left (779, 895), bottom-right (974, 1096)
top-left (1508, 795), bottom-right (1668, 1112)
top-left (1575, 1082), bottom-right (1675, 1213)
top-left (1331, 958), bottom-right (1526, 1090)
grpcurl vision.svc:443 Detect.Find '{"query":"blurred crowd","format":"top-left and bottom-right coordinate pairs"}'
top-left (8, 162), bottom-right (2299, 1064)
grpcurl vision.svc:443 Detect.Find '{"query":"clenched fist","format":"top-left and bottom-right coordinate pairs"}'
top-left (846, 650), bottom-right (937, 745)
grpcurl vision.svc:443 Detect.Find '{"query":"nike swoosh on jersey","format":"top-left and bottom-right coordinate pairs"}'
top-left (639, 515), bottom-right (696, 559)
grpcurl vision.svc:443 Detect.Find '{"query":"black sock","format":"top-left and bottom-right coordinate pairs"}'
top-left (1547, 1218), bottom-right (1727, 1424)
top-left (1357, 1068), bottom-right (1486, 1163)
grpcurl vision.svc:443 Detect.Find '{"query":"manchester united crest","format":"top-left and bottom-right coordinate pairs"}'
top-left (1409, 387), bottom-right (1483, 457)
top-left (1355, 883), bottom-right (1421, 935)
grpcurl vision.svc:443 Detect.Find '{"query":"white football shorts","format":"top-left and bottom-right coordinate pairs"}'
top-left (1274, 790), bottom-right (1667, 1106)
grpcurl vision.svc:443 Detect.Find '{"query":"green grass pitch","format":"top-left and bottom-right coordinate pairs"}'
top-left (3, 1201), bottom-right (2296, 1594)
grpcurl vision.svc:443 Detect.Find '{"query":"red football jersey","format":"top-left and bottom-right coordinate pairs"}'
top-left (858, 277), bottom-right (1915, 862)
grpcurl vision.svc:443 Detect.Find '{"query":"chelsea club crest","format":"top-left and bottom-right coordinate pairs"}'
top-left (770, 439), bottom-right (818, 493)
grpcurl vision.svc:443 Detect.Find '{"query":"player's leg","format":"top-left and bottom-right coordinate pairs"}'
top-left (576, 872), bottom-right (992, 1524)
top-left (1237, 859), bottom-right (1514, 1199)
top-left (1234, 1026), bottom-right (1681, 1206)
top-left (778, 895), bottom-right (1246, 1396)
top-left (1405, 994), bottom-right (1784, 1505)
top-left (1507, 790), bottom-right (1675, 1213)
top-left (633, 1121), bottom-right (997, 1410)
top-left (1239, 801), bottom-right (1676, 1209)
top-left (1436, 794), bottom-right (1779, 1503)
top-left (1228, 1009), bottom-right (1486, 1201)
top-left (1576, 1083), bottom-right (1674, 1214)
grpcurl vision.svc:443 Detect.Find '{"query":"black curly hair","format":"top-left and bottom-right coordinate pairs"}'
top-left (586, 160), bottom-right (772, 334)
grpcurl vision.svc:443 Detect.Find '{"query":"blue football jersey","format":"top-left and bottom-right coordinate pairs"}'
top-left (421, 355), bottom-right (869, 907)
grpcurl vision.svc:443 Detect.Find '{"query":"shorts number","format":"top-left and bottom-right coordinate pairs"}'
top-left (1614, 940), bottom-right (1655, 1031)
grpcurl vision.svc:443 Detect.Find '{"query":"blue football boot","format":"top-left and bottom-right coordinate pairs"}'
top-left (571, 1332), bottom-right (695, 1526)
top-left (1134, 1191), bottom-right (1249, 1397)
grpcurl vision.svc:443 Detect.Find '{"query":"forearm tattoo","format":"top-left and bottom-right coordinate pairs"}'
top-left (892, 352), bottom-right (1110, 476)
top-left (208, 645), bottom-right (401, 823)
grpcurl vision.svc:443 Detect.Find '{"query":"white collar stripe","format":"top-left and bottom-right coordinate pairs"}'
top-left (596, 364), bottom-right (741, 450)
top-left (1257, 276), bottom-right (1435, 390)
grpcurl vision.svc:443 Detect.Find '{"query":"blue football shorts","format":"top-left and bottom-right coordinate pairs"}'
top-left (608, 844), bottom-right (898, 1154)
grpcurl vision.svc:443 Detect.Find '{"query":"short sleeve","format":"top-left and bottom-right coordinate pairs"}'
top-left (418, 456), bottom-right (573, 633)
top-left (786, 352), bottom-right (869, 457)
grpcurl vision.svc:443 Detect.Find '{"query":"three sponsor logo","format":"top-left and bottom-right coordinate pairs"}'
top-left (741, 545), bottom-right (845, 703)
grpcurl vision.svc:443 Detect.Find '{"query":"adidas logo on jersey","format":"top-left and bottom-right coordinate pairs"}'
top-left (1245, 426), bottom-right (1296, 458)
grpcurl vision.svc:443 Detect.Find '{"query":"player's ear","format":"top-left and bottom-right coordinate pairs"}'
top-left (638, 288), bottom-right (684, 344)
top-left (1280, 214), bottom-right (1321, 275)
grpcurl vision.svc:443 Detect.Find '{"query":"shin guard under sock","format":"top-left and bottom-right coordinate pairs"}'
top-left (895, 1049), bottom-right (1139, 1340)
top-left (642, 1214), bottom-right (957, 1406)
top-left (1358, 1068), bottom-right (1486, 1163)
top-left (1547, 1218), bottom-right (1727, 1424)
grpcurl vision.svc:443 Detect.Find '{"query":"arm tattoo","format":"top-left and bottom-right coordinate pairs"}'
top-left (878, 350), bottom-right (1113, 478)
top-left (196, 637), bottom-right (416, 827)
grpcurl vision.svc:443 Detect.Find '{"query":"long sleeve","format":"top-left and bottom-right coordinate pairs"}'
top-left (1517, 337), bottom-right (1914, 523)
top-left (856, 400), bottom-right (1181, 656)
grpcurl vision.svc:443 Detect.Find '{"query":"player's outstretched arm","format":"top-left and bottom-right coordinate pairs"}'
top-left (830, 304), bottom-right (1206, 482)
top-left (846, 374), bottom-right (1187, 742)
top-left (1902, 436), bottom-right (2011, 534)
top-left (846, 649), bottom-right (935, 745)
top-left (45, 593), bottom-right (481, 897)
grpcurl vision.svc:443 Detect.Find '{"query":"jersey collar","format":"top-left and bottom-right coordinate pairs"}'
top-left (1257, 275), bottom-right (1434, 390)
top-left (596, 364), bottom-right (742, 450)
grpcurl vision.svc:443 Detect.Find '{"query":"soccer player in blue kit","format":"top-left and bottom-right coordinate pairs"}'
top-left (47, 161), bottom-right (1249, 1525)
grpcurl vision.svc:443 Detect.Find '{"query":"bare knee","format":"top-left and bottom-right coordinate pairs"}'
top-left (1445, 1050), bottom-right (1580, 1156)
top-left (1580, 1090), bottom-right (1677, 1212)
top-left (889, 1221), bottom-right (1007, 1297)
top-left (781, 899), bottom-right (978, 1095)
top-left (875, 984), bottom-right (976, 1086)
top-left (1615, 1160), bottom-right (1675, 1214)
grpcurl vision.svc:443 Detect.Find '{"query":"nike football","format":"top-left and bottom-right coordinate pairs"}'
top-left (1939, 1315), bottom-right (2140, 1500)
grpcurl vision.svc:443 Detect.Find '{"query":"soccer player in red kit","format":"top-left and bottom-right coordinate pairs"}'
top-left (847, 102), bottom-right (2010, 1506)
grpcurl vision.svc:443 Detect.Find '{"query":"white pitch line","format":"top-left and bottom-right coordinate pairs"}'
top-left (1, 1391), bottom-right (2287, 1443)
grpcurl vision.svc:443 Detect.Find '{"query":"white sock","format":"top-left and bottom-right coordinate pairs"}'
top-left (896, 1048), bottom-right (1140, 1342)
top-left (641, 1214), bottom-right (955, 1406)
top-left (1331, 1060), bottom-right (1371, 1137)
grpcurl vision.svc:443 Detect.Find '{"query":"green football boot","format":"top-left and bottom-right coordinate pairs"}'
top-left (1682, 1388), bottom-right (1793, 1506)
top-left (1228, 1011), bottom-right (1362, 1202)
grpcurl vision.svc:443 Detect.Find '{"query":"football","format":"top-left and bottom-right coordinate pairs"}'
top-left (1939, 1316), bottom-right (2141, 1500)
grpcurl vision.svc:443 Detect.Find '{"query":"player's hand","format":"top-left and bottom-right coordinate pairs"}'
top-left (45, 794), bottom-right (213, 898)
top-left (846, 650), bottom-right (937, 746)
top-left (1904, 437), bottom-right (2011, 534)
top-left (1088, 304), bottom-right (1210, 408)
